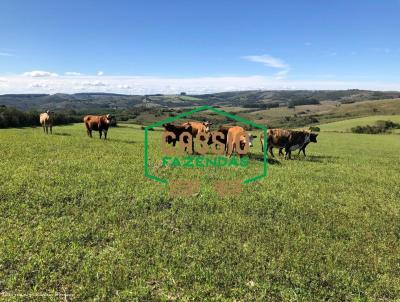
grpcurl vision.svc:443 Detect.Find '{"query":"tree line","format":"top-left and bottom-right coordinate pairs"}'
top-left (0, 106), bottom-right (82, 128)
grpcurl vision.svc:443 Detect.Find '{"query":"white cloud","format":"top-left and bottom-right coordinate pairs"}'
top-left (371, 47), bottom-right (391, 54)
top-left (97, 71), bottom-right (104, 76)
top-left (83, 81), bottom-right (107, 87)
top-left (275, 69), bottom-right (290, 80)
top-left (30, 82), bottom-right (49, 88)
top-left (0, 74), bottom-right (399, 94)
top-left (65, 71), bottom-right (82, 76)
top-left (117, 84), bottom-right (133, 89)
top-left (324, 51), bottom-right (337, 57)
top-left (242, 54), bottom-right (288, 69)
top-left (23, 70), bottom-right (58, 77)
top-left (0, 52), bottom-right (13, 57)
top-left (242, 54), bottom-right (290, 79)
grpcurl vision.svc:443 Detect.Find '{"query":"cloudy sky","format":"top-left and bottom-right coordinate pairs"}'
top-left (1, 0), bottom-right (400, 94)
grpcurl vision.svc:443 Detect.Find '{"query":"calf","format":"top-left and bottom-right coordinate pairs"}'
top-left (39, 110), bottom-right (54, 134)
top-left (84, 114), bottom-right (112, 139)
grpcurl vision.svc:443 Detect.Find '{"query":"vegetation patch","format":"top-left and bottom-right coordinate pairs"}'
top-left (351, 120), bottom-right (400, 134)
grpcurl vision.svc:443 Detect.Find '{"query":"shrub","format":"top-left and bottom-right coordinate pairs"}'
top-left (351, 120), bottom-right (400, 134)
top-left (309, 126), bottom-right (320, 132)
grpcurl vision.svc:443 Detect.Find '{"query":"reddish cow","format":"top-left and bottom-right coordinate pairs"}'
top-left (84, 114), bottom-right (112, 139)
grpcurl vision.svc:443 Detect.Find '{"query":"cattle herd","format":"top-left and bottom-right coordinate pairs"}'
top-left (39, 111), bottom-right (318, 159)
top-left (163, 121), bottom-right (318, 159)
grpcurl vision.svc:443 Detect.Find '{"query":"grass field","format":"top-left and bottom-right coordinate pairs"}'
top-left (1, 123), bottom-right (400, 301)
top-left (318, 115), bottom-right (400, 133)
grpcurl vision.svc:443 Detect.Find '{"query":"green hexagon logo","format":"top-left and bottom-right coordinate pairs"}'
top-left (144, 105), bottom-right (267, 185)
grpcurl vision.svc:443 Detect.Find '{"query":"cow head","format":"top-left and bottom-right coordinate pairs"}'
top-left (248, 133), bottom-right (257, 147)
top-left (310, 133), bottom-right (318, 143)
top-left (240, 132), bottom-right (257, 148)
top-left (203, 121), bottom-right (212, 132)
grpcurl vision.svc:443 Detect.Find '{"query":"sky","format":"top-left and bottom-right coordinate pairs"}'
top-left (1, 0), bottom-right (400, 94)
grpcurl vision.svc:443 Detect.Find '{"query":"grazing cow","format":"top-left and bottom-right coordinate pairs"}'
top-left (181, 121), bottom-right (212, 137)
top-left (206, 125), bottom-right (231, 146)
top-left (39, 110), bottom-right (54, 134)
top-left (263, 129), bottom-right (317, 159)
top-left (163, 123), bottom-right (192, 147)
top-left (182, 121), bottom-right (212, 149)
top-left (84, 114), bottom-right (112, 139)
top-left (226, 126), bottom-right (256, 157)
top-left (277, 131), bottom-right (318, 157)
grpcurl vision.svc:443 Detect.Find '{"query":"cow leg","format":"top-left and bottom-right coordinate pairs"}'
top-left (285, 147), bottom-right (291, 160)
top-left (302, 147), bottom-right (306, 156)
top-left (228, 143), bottom-right (235, 158)
top-left (104, 130), bottom-right (107, 140)
top-left (42, 124), bottom-right (45, 133)
top-left (99, 130), bottom-right (102, 139)
top-left (50, 125), bottom-right (52, 134)
top-left (45, 126), bottom-right (48, 134)
top-left (268, 146), bottom-right (275, 158)
top-left (279, 148), bottom-right (284, 156)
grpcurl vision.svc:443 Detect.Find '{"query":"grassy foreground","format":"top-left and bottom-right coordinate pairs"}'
top-left (1, 123), bottom-right (400, 301)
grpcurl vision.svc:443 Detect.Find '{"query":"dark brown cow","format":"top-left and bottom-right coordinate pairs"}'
top-left (297, 132), bottom-right (318, 156)
top-left (84, 114), bottom-right (112, 139)
top-left (163, 123), bottom-right (192, 147)
top-left (261, 129), bottom-right (317, 159)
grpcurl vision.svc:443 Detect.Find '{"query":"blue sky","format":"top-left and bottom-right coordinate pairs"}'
top-left (1, 0), bottom-right (400, 93)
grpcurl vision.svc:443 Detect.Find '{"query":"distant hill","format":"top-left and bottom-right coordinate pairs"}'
top-left (1, 90), bottom-right (399, 112)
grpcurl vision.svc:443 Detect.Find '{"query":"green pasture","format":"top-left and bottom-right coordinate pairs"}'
top-left (0, 123), bottom-right (399, 301)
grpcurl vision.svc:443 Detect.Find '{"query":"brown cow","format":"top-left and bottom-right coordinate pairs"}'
top-left (39, 110), bottom-right (54, 134)
top-left (181, 121), bottom-right (212, 137)
top-left (84, 114), bottom-right (112, 139)
top-left (226, 126), bottom-right (256, 157)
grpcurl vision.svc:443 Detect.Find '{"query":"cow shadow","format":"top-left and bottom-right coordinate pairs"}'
top-left (292, 154), bottom-right (339, 163)
top-left (53, 132), bottom-right (71, 136)
top-left (109, 138), bottom-right (136, 144)
top-left (248, 153), bottom-right (281, 165)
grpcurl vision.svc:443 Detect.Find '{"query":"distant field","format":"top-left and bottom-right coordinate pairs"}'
top-left (318, 115), bottom-right (400, 132)
top-left (242, 98), bottom-right (400, 128)
top-left (1, 123), bottom-right (400, 301)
